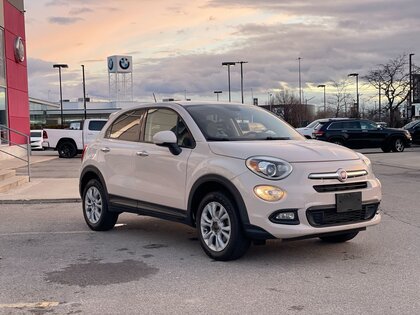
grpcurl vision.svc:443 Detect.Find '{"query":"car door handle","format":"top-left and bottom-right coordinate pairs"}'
top-left (101, 147), bottom-right (111, 153)
top-left (136, 151), bottom-right (149, 157)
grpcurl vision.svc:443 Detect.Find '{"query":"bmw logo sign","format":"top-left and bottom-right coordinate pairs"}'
top-left (119, 57), bottom-right (130, 70)
top-left (108, 58), bottom-right (114, 71)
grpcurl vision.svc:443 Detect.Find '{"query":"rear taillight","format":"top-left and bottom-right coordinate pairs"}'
top-left (313, 130), bottom-right (324, 137)
top-left (43, 130), bottom-right (48, 139)
top-left (81, 145), bottom-right (88, 160)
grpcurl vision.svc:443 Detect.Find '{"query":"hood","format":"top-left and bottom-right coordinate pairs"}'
top-left (208, 140), bottom-right (360, 163)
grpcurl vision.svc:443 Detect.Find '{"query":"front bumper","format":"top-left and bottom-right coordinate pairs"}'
top-left (233, 160), bottom-right (382, 240)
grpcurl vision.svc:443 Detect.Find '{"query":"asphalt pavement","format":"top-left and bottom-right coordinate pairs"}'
top-left (0, 147), bottom-right (419, 314)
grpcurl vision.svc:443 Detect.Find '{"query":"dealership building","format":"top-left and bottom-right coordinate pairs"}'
top-left (0, 0), bottom-right (28, 145)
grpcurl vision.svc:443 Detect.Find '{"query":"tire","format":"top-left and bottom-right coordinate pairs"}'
top-left (319, 231), bottom-right (359, 243)
top-left (381, 145), bottom-right (391, 153)
top-left (58, 141), bottom-right (77, 158)
top-left (82, 179), bottom-right (118, 231)
top-left (391, 138), bottom-right (405, 152)
top-left (196, 191), bottom-right (250, 261)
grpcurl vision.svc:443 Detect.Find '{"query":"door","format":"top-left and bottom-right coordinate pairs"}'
top-left (99, 110), bottom-right (145, 201)
top-left (360, 120), bottom-right (385, 147)
top-left (133, 108), bottom-right (194, 211)
top-left (342, 121), bottom-right (364, 148)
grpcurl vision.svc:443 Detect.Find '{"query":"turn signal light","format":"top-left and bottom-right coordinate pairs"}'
top-left (253, 185), bottom-right (285, 202)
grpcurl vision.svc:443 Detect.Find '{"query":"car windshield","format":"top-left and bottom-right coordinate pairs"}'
top-left (185, 104), bottom-right (304, 141)
top-left (30, 131), bottom-right (41, 137)
top-left (403, 120), bottom-right (419, 129)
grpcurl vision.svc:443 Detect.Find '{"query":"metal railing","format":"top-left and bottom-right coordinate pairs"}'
top-left (0, 124), bottom-right (31, 182)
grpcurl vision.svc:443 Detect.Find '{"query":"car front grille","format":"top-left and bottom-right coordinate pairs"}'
top-left (306, 203), bottom-right (379, 227)
top-left (313, 182), bottom-right (368, 193)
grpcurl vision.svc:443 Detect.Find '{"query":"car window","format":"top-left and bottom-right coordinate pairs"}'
top-left (89, 120), bottom-right (107, 131)
top-left (306, 120), bottom-right (320, 128)
top-left (144, 108), bottom-right (194, 148)
top-left (328, 122), bottom-right (343, 130)
top-left (30, 131), bottom-right (41, 137)
top-left (343, 121), bottom-right (360, 129)
top-left (105, 110), bottom-right (145, 142)
top-left (360, 121), bottom-right (377, 130)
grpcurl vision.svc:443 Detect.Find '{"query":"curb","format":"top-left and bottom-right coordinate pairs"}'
top-left (0, 198), bottom-right (81, 204)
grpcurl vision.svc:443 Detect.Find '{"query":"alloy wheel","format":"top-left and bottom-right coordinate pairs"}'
top-left (200, 201), bottom-right (231, 252)
top-left (84, 186), bottom-right (103, 224)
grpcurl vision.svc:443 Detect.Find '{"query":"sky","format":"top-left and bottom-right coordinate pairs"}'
top-left (24, 0), bottom-right (420, 107)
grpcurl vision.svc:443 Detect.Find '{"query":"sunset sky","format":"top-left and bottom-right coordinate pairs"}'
top-left (24, 0), bottom-right (420, 107)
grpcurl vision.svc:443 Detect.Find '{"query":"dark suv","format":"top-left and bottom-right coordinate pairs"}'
top-left (313, 119), bottom-right (412, 152)
top-left (403, 120), bottom-right (420, 144)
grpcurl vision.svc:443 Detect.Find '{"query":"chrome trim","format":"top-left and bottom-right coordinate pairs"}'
top-left (308, 169), bottom-right (368, 180)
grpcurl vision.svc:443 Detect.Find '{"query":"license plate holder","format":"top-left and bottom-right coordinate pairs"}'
top-left (336, 192), bottom-right (362, 213)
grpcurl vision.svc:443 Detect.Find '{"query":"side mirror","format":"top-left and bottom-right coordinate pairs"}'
top-left (153, 130), bottom-right (182, 155)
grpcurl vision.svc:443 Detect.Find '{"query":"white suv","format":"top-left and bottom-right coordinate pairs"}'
top-left (80, 102), bottom-right (381, 261)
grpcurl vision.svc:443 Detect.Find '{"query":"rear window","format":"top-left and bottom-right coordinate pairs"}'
top-left (314, 122), bottom-right (327, 131)
top-left (89, 120), bottom-right (107, 131)
top-left (30, 131), bottom-right (41, 137)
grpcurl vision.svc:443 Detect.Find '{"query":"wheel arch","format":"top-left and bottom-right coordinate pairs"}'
top-left (79, 165), bottom-right (108, 198)
top-left (187, 174), bottom-right (250, 228)
top-left (57, 137), bottom-right (77, 149)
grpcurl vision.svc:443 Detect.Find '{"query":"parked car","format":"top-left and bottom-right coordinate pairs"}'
top-left (296, 118), bottom-right (349, 139)
top-left (80, 102), bottom-right (382, 261)
top-left (313, 118), bottom-right (412, 152)
top-left (43, 119), bottom-right (107, 158)
top-left (403, 120), bottom-right (420, 144)
top-left (30, 130), bottom-right (44, 150)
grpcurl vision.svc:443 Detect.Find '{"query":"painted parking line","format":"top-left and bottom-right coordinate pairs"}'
top-left (0, 301), bottom-right (60, 309)
top-left (0, 230), bottom-right (93, 237)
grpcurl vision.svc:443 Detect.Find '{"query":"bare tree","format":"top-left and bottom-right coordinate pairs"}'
top-left (271, 90), bottom-right (313, 127)
top-left (327, 80), bottom-right (353, 118)
top-left (363, 54), bottom-right (410, 127)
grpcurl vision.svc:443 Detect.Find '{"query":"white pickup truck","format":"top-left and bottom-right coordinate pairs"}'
top-left (42, 119), bottom-right (107, 158)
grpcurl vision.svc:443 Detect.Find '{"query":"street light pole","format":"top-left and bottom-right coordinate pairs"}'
top-left (81, 65), bottom-right (87, 120)
top-left (409, 53), bottom-right (415, 120)
top-left (53, 64), bottom-right (68, 128)
top-left (348, 73), bottom-right (359, 117)
top-left (317, 84), bottom-right (326, 112)
top-left (298, 57), bottom-right (302, 105)
top-left (236, 61), bottom-right (248, 104)
top-left (222, 62), bottom-right (236, 102)
top-left (214, 90), bottom-right (222, 101)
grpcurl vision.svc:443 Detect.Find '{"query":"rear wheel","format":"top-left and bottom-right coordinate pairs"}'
top-left (83, 179), bottom-right (118, 231)
top-left (391, 138), bottom-right (405, 152)
top-left (197, 191), bottom-right (250, 261)
top-left (58, 141), bottom-right (77, 158)
top-left (319, 231), bottom-right (359, 243)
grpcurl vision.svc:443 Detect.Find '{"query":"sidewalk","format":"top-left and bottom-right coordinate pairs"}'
top-left (0, 154), bottom-right (81, 203)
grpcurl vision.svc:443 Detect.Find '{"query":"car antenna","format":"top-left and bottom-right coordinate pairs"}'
top-left (152, 93), bottom-right (157, 103)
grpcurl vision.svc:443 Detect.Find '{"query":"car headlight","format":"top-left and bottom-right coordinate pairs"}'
top-left (246, 156), bottom-right (293, 180)
top-left (356, 153), bottom-right (372, 169)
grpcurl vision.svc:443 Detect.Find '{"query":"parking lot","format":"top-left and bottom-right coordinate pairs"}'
top-left (1, 147), bottom-right (420, 314)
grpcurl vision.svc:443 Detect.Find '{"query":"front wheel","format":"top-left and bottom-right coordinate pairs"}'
top-left (83, 179), bottom-right (118, 231)
top-left (197, 191), bottom-right (250, 261)
top-left (319, 231), bottom-right (359, 243)
top-left (391, 138), bottom-right (405, 152)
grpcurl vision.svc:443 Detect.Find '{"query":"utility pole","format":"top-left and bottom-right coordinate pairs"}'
top-left (409, 53), bottom-right (415, 120)
top-left (378, 82), bottom-right (381, 121)
top-left (81, 65), bottom-right (87, 120)
top-left (298, 57), bottom-right (302, 105)
top-left (317, 84), bottom-right (326, 112)
top-left (236, 61), bottom-right (248, 104)
top-left (222, 62), bottom-right (236, 102)
top-left (53, 64), bottom-right (68, 128)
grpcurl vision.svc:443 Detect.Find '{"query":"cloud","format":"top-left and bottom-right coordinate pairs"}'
top-left (48, 16), bottom-right (84, 25)
top-left (69, 7), bottom-right (94, 15)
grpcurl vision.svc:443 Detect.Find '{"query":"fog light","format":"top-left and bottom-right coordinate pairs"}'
top-left (254, 185), bottom-right (284, 202)
top-left (269, 209), bottom-right (299, 225)
top-left (275, 212), bottom-right (296, 220)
